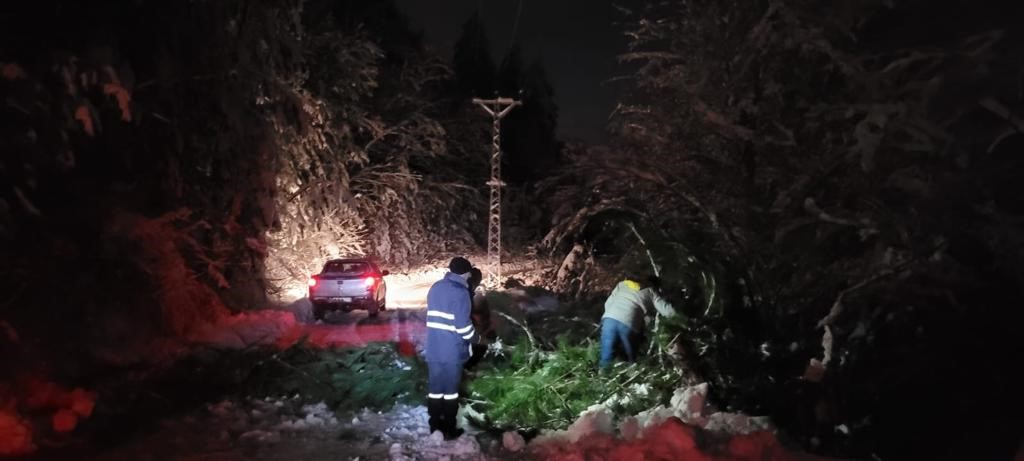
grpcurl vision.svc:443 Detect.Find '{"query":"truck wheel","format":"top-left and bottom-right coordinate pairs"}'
top-left (312, 303), bottom-right (327, 321)
top-left (367, 302), bottom-right (379, 317)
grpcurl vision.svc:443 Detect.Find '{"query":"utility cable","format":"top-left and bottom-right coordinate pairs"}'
top-left (498, 0), bottom-right (525, 78)
top-left (509, 0), bottom-right (523, 49)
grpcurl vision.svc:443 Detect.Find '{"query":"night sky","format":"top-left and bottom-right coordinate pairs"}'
top-left (394, 0), bottom-right (625, 142)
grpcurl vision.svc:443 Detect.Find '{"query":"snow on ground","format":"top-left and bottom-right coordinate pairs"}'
top-left (79, 261), bottom-right (838, 461)
top-left (530, 416), bottom-right (821, 461)
top-left (189, 309), bottom-right (299, 349)
top-left (384, 267), bottom-right (449, 309)
top-left (526, 382), bottom-right (829, 461)
top-left (89, 395), bottom-right (491, 461)
top-left (76, 265), bottom-right (495, 460)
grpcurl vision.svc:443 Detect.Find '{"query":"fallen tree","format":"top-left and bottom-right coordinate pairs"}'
top-left (539, 1), bottom-right (1024, 458)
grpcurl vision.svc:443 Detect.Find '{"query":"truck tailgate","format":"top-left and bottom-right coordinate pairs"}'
top-left (311, 277), bottom-right (367, 298)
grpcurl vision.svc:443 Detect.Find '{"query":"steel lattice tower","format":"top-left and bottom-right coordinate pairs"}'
top-left (472, 97), bottom-right (520, 281)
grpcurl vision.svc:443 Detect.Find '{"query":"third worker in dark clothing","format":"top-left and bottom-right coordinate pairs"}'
top-left (463, 267), bottom-right (492, 370)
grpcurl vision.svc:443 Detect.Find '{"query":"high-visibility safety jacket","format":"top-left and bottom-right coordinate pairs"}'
top-left (602, 279), bottom-right (677, 332)
top-left (425, 272), bottom-right (476, 363)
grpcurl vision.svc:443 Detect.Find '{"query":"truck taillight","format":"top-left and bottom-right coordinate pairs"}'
top-left (308, 276), bottom-right (318, 287)
top-left (363, 276), bottom-right (377, 287)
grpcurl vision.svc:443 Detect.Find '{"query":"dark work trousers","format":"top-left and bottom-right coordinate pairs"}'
top-left (427, 360), bottom-right (463, 434)
top-left (427, 360), bottom-right (462, 398)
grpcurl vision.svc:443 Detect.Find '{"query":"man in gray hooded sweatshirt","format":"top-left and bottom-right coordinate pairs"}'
top-left (599, 276), bottom-right (677, 368)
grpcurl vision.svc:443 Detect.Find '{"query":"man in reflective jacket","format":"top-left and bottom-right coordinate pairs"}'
top-left (425, 256), bottom-right (477, 439)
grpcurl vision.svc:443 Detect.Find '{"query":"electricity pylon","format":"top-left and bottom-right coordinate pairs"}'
top-left (472, 96), bottom-right (521, 282)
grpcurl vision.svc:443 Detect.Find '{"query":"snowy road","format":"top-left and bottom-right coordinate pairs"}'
top-left (274, 269), bottom-right (441, 350)
top-left (188, 267), bottom-right (454, 352)
top-left (279, 308), bottom-right (428, 353)
top-left (74, 272), bottom-right (494, 461)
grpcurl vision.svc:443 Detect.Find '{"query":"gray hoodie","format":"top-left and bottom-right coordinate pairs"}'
top-left (602, 279), bottom-right (677, 332)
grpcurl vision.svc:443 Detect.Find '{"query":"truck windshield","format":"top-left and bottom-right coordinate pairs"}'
top-left (323, 261), bottom-right (370, 275)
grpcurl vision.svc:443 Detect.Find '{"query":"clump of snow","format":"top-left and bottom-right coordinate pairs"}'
top-left (618, 416), bottom-right (641, 440)
top-left (276, 401), bottom-right (339, 431)
top-left (532, 416), bottom-right (822, 461)
top-left (182, 382), bottom-right (489, 460)
top-left (531, 382), bottom-right (779, 459)
top-left (368, 404), bottom-right (488, 460)
top-left (207, 400), bottom-right (235, 417)
top-left (390, 428), bottom-right (483, 461)
top-left (486, 336), bottom-right (505, 354)
top-left (630, 382), bottom-right (711, 431)
top-left (627, 382), bottom-right (775, 437)
top-left (529, 383), bottom-right (750, 449)
top-left (704, 412), bottom-right (774, 435)
top-left (302, 402), bottom-right (338, 422)
top-left (238, 429), bottom-right (281, 445)
top-left (205, 396), bottom-right (350, 439)
top-left (393, 358), bottom-right (412, 371)
top-left (632, 405), bottom-right (677, 432)
top-left (532, 404), bottom-right (616, 444)
top-left (502, 431), bottom-right (526, 452)
top-left (189, 310), bottom-right (298, 349)
top-left (671, 382), bottom-right (709, 422)
top-left (600, 382), bottom-right (650, 409)
top-left (803, 358), bottom-right (826, 382)
top-left (567, 405), bottom-right (615, 439)
top-left (379, 405), bottom-right (430, 439)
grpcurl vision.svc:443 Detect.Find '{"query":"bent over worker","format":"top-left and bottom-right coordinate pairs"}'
top-left (424, 256), bottom-right (477, 440)
top-left (599, 275), bottom-right (677, 368)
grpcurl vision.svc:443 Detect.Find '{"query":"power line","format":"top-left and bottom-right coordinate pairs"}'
top-left (509, 0), bottom-right (523, 49)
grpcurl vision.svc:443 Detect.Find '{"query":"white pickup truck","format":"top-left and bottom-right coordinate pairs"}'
top-left (307, 258), bottom-right (388, 320)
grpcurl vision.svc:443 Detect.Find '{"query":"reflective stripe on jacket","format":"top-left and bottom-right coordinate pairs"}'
top-left (425, 272), bottom-right (476, 362)
top-left (602, 279), bottom-right (676, 332)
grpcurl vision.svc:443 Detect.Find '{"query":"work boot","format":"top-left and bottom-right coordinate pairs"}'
top-left (441, 399), bottom-right (463, 440)
top-left (427, 398), bottom-right (444, 434)
top-left (444, 427), bottom-right (464, 440)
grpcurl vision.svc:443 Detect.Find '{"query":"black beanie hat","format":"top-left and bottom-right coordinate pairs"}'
top-left (448, 256), bottom-right (472, 275)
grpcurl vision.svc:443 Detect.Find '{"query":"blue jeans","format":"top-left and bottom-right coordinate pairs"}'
top-left (600, 317), bottom-right (635, 368)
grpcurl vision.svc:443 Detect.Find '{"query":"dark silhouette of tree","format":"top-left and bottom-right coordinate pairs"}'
top-left (452, 13), bottom-right (496, 98)
top-left (317, 0), bottom-right (424, 62)
top-left (496, 45), bottom-right (524, 97)
top-left (496, 49), bottom-right (561, 183)
top-left (520, 58), bottom-right (559, 157)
